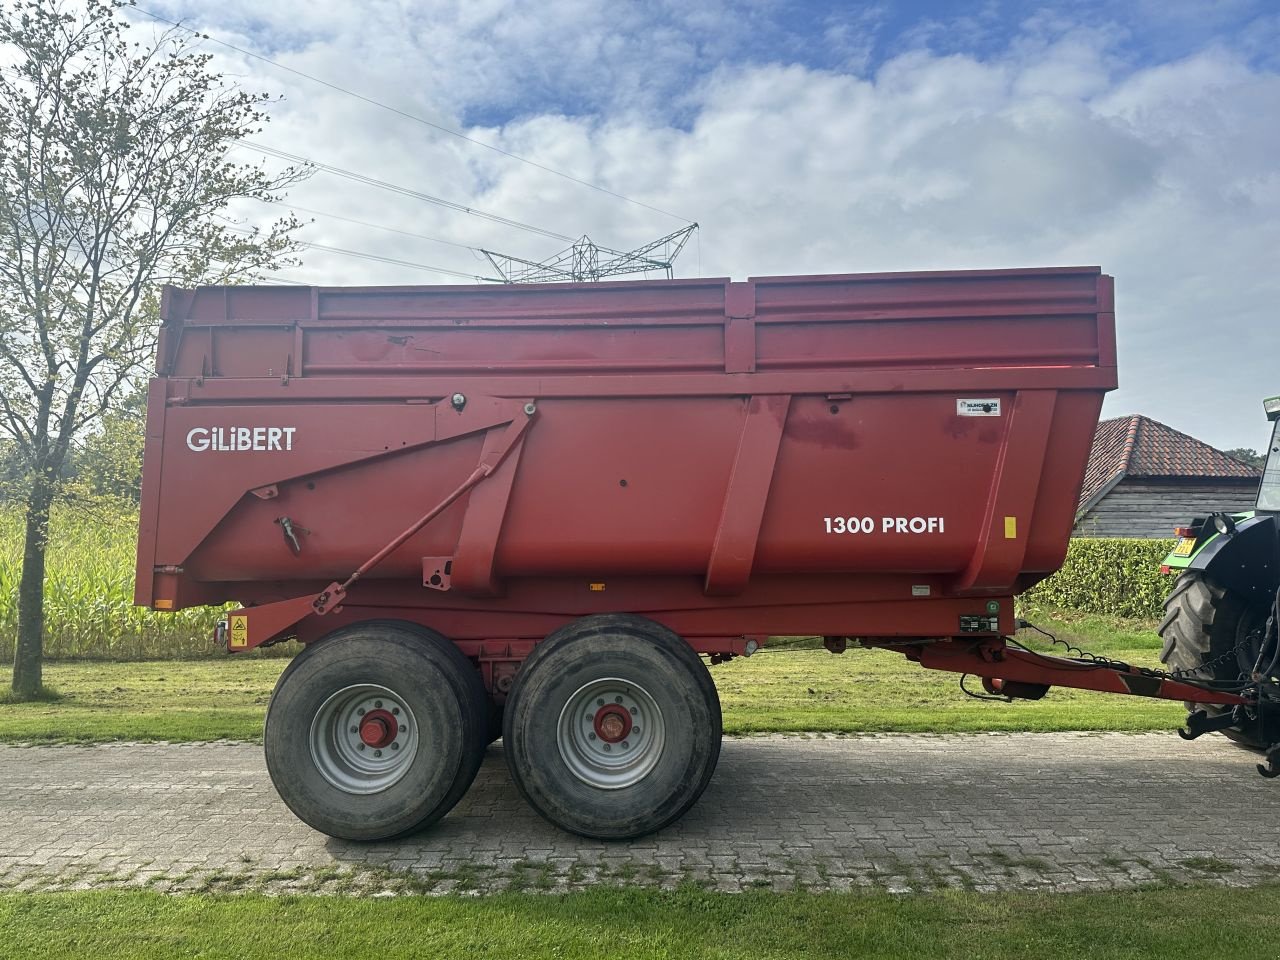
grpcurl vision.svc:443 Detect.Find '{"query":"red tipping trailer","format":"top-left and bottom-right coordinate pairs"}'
top-left (135, 266), bottom-right (1243, 841)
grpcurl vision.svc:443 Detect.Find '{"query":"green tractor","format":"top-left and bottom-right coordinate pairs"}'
top-left (1159, 395), bottom-right (1280, 749)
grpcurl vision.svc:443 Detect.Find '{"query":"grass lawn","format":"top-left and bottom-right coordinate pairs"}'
top-left (0, 883), bottom-right (1275, 960)
top-left (0, 608), bottom-right (1182, 744)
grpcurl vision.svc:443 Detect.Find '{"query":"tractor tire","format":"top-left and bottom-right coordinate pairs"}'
top-left (265, 620), bottom-right (487, 841)
top-left (1158, 571), bottom-right (1267, 749)
top-left (503, 614), bottom-right (721, 840)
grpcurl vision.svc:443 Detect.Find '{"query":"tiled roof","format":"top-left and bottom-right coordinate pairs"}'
top-left (1078, 415), bottom-right (1260, 509)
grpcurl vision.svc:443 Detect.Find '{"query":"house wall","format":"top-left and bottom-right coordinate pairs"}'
top-left (1074, 478), bottom-right (1260, 538)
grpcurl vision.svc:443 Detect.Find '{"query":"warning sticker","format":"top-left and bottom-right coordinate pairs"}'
top-left (957, 398), bottom-right (1001, 417)
top-left (229, 615), bottom-right (249, 650)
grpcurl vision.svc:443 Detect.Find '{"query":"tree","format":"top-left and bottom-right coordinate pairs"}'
top-left (68, 387), bottom-right (146, 503)
top-left (1224, 448), bottom-right (1265, 471)
top-left (0, 0), bottom-right (306, 697)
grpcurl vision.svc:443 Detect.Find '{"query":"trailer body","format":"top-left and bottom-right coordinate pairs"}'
top-left (137, 268), bottom-right (1115, 647)
top-left (135, 267), bottom-right (1202, 842)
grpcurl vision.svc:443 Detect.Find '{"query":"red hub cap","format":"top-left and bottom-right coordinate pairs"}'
top-left (359, 708), bottom-right (397, 749)
top-left (592, 703), bottom-right (633, 744)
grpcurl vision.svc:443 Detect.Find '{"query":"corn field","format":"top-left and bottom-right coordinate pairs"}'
top-left (0, 504), bottom-right (231, 660)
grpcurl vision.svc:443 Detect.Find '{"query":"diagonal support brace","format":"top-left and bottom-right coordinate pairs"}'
top-left (312, 408), bottom-right (536, 615)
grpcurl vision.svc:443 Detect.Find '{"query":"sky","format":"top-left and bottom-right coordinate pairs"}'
top-left (132, 0), bottom-right (1280, 451)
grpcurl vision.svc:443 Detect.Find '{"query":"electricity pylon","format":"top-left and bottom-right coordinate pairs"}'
top-left (482, 224), bottom-right (698, 283)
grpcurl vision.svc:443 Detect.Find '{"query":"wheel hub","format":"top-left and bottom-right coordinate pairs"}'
top-left (359, 709), bottom-right (397, 748)
top-left (556, 678), bottom-right (666, 790)
top-left (309, 684), bottom-right (418, 795)
top-left (593, 704), bottom-right (632, 743)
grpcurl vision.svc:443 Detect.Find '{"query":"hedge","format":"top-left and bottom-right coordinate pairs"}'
top-left (1020, 538), bottom-right (1177, 620)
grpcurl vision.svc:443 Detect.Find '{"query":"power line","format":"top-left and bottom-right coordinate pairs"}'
top-left (274, 200), bottom-right (482, 253)
top-left (224, 225), bottom-right (493, 282)
top-left (135, 6), bottom-right (693, 224)
top-left (10, 58), bottom-right (566, 251)
top-left (243, 140), bottom-right (576, 244)
top-left (301, 240), bottom-right (490, 281)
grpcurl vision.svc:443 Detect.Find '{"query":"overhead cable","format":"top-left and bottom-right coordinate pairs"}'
top-left (223, 225), bottom-right (491, 282)
top-left (274, 201), bottom-right (482, 252)
top-left (244, 140), bottom-right (576, 243)
top-left (135, 6), bottom-right (693, 223)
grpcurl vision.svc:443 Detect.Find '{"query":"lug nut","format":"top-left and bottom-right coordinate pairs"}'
top-left (374, 700), bottom-right (383, 708)
top-left (597, 698), bottom-right (604, 706)
top-left (633, 727), bottom-right (641, 736)
top-left (374, 749), bottom-right (382, 758)
top-left (358, 743), bottom-right (366, 751)
top-left (629, 707), bottom-right (638, 715)
top-left (615, 696), bottom-right (623, 704)
top-left (399, 724), bottom-right (407, 733)
top-left (603, 744), bottom-right (612, 752)
top-left (391, 743), bottom-right (399, 751)
top-left (588, 733), bottom-right (597, 741)
top-left (350, 726), bottom-right (358, 734)
top-left (357, 708), bottom-right (366, 716)
top-left (391, 707), bottom-right (399, 716)
top-left (622, 741), bottom-right (630, 749)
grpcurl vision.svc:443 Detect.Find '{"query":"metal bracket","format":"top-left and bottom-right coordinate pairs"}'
top-left (1178, 709), bottom-right (1238, 741)
top-left (423, 557), bottom-right (454, 591)
top-left (1259, 742), bottom-right (1280, 779)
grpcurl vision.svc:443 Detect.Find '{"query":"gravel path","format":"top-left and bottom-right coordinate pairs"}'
top-left (2, 733), bottom-right (1278, 895)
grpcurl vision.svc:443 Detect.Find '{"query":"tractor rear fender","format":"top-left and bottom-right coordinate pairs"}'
top-left (1173, 513), bottom-right (1278, 601)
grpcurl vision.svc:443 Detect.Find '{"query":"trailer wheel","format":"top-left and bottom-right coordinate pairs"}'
top-left (1158, 571), bottom-right (1268, 748)
top-left (265, 621), bottom-right (487, 840)
top-left (503, 614), bottom-right (721, 840)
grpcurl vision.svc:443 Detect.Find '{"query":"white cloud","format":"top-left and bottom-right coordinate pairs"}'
top-left (137, 3), bottom-right (1280, 450)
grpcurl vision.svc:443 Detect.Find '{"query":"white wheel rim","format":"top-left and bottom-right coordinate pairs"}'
top-left (556, 677), bottom-right (665, 790)
top-left (309, 684), bottom-right (418, 795)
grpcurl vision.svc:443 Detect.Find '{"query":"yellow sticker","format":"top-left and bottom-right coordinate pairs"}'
top-left (229, 615), bottom-right (249, 650)
top-left (1004, 516), bottom-right (1017, 539)
top-left (1172, 537), bottom-right (1196, 557)
top-left (589, 582), bottom-right (606, 592)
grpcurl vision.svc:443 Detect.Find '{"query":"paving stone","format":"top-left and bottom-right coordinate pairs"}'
top-left (1, 733), bottom-right (1278, 895)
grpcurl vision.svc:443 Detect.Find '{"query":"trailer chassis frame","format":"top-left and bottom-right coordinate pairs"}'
top-left (864, 636), bottom-right (1250, 707)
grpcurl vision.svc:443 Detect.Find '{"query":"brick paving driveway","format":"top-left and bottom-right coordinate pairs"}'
top-left (2, 733), bottom-right (1279, 895)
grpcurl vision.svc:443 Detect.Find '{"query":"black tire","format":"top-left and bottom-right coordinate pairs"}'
top-left (265, 620), bottom-right (487, 840)
top-left (503, 614), bottom-right (721, 840)
top-left (1158, 571), bottom-right (1268, 748)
